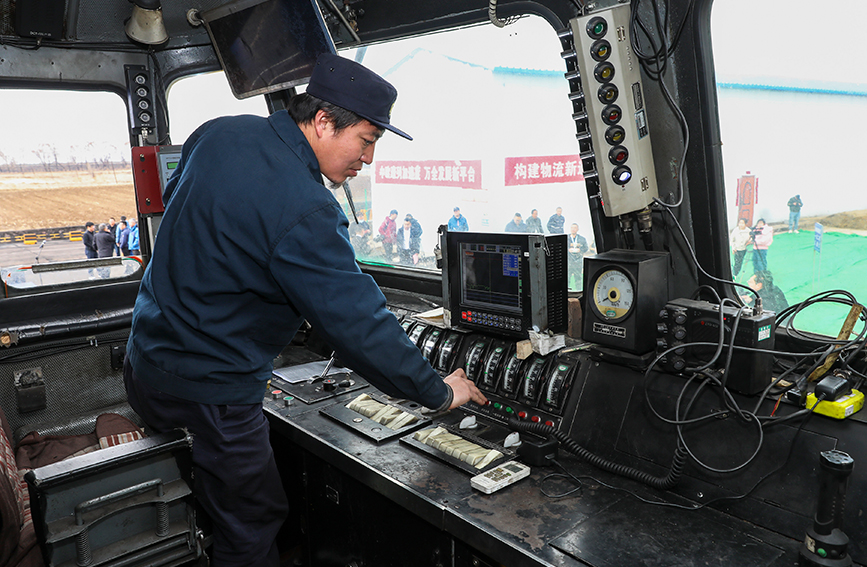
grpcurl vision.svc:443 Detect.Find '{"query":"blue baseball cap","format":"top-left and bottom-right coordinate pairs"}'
top-left (307, 53), bottom-right (412, 141)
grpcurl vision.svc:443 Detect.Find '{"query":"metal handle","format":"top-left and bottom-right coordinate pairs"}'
top-left (75, 478), bottom-right (163, 526)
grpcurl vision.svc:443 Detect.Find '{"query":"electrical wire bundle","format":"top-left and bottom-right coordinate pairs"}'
top-left (627, 0), bottom-right (696, 208)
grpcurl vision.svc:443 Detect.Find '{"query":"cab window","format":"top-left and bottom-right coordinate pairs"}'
top-left (339, 17), bottom-right (594, 289)
top-left (0, 89), bottom-right (141, 291)
top-left (712, 0), bottom-right (867, 336)
top-left (165, 19), bottom-right (594, 291)
top-left (167, 70), bottom-right (270, 144)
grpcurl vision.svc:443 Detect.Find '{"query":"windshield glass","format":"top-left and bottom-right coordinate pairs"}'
top-left (0, 89), bottom-right (137, 292)
top-left (337, 18), bottom-right (594, 287)
top-left (712, 1), bottom-right (867, 336)
top-left (169, 17), bottom-right (595, 291)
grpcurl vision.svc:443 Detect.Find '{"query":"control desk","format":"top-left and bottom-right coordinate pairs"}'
top-left (264, 289), bottom-right (867, 567)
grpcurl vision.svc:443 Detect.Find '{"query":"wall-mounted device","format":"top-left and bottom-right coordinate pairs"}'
top-left (441, 231), bottom-right (568, 338)
top-left (124, 65), bottom-right (158, 141)
top-left (582, 249), bottom-right (668, 353)
top-left (201, 0), bottom-right (336, 99)
top-left (560, 5), bottom-right (659, 217)
top-left (130, 145), bottom-right (182, 257)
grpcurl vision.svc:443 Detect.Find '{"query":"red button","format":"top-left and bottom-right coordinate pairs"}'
top-left (462, 312), bottom-right (467, 319)
top-left (518, 411), bottom-right (527, 419)
top-left (531, 415), bottom-right (540, 423)
top-left (545, 420), bottom-right (554, 427)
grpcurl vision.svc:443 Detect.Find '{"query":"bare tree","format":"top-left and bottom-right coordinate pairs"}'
top-left (32, 145), bottom-right (52, 174)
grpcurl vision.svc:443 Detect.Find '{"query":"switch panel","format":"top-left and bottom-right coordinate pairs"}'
top-left (567, 6), bottom-right (659, 217)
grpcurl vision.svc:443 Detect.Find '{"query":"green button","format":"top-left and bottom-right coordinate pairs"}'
top-left (817, 549), bottom-right (827, 558)
top-left (505, 407), bottom-right (514, 414)
top-left (493, 402), bottom-right (502, 409)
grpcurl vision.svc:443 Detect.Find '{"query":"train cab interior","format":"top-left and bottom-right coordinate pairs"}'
top-left (1, 0), bottom-right (867, 565)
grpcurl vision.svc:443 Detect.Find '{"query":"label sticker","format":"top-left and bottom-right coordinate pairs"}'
top-left (593, 322), bottom-right (627, 338)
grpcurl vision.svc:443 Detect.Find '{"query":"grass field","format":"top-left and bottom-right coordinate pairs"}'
top-left (732, 229), bottom-right (867, 337)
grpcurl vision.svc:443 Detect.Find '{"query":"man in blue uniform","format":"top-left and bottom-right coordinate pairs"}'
top-left (124, 53), bottom-right (486, 567)
top-left (447, 206), bottom-right (469, 231)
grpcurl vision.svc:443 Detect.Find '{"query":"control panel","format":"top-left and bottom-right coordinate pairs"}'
top-left (399, 318), bottom-right (581, 432)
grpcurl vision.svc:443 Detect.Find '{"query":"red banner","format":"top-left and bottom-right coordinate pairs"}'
top-left (374, 160), bottom-right (482, 189)
top-left (504, 155), bottom-right (583, 186)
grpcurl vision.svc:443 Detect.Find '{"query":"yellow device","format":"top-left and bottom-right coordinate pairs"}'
top-left (806, 389), bottom-right (864, 419)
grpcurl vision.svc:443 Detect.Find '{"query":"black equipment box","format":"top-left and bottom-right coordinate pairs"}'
top-left (656, 298), bottom-right (775, 395)
top-left (15, 0), bottom-right (65, 38)
top-left (582, 249), bottom-right (669, 354)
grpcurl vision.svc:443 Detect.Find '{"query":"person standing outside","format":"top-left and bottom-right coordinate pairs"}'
top-left (447, 206), bottom-right (468, 231)
top-left (108, 217), bottom-right (120, 256)
top-left (751, 218), bottom-right (773, 273)
top-left (95, 223), bottom-right (115, 258)
top-left (128, 218), bottom-right (140, 256)
top-left (82, 222), bottom-right (97, 259)
top-left (787, 194), bottom-right (803, 233)
top-left (397, 216), bottom-right (420, 265)
top-left (124, 53), bottom-right (486, 567)
top-left (505, 212), bottom-right (527, 232)
top-left (567, 223), bottom-right (589, 290)
top-left (378, 209), bottom-right (398, 258)
top-left (547, 207), bottom-right (565, 234)
top-left (729, 218), bottom-right (751, 277)
top-left (116, 220), bottom-right (130, 256)
top-left (526, 209), bottom-right (543, 233)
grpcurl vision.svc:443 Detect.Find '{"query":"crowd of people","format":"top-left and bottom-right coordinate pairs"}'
top-left (82, 215), bottom-right (140, 259)
top-left (359, 204), bottom-right (591, 288)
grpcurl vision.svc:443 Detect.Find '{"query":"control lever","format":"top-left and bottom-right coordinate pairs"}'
top-left (308, 351), bottom-right (336, 384)
top-left (799, 450), bottom-right (854, 567)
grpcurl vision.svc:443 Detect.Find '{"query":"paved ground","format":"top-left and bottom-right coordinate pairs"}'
top-left (0, 239), bottom-right (92, 270)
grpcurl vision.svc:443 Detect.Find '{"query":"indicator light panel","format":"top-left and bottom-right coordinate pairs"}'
top-left (566, 5), bottom-right (659, 216)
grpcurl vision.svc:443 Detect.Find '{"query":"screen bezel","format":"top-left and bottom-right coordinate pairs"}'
top-left (445, 231), bottom-right (535, 333)
top-left (201, 0), bottom-right (336, 100)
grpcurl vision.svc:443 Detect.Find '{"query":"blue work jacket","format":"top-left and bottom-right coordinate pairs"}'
top-left (127, 111), bottom-right (450, 408)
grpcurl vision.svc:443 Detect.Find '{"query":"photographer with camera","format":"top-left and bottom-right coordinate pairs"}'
top-left (750, 218), bottom-right (773, 273)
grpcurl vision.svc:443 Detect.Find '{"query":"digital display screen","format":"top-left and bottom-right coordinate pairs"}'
top-left (460, 243), bottom-right (522, 313)
top-left (167, 162), bottom-right (177, 170)
top-left (202, 0), bottom-right (335, 99)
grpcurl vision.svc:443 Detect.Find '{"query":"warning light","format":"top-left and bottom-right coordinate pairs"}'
top-left (591, 40), bottom-right (611, 61)
top-left (586, 17), bottom-right (607, 39)
top-left (605, 125), bottom-right (626, 145)
top-left (612, 165), bottom-right (632, 185)
top-left (608, 146), bottom-right (629, 164)
top-left (597, 84), bottom-right (618, 103)
top-left (601, 104), bottom-right (622, 125)
top-left (594, 62), bottom-right (615, 83)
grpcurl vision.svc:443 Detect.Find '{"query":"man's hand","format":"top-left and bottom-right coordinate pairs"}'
top-left (444, 368), bottom-right (488, 409)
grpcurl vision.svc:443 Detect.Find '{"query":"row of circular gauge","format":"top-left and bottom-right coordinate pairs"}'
top-left (400, 319), bottom-right (579, 415)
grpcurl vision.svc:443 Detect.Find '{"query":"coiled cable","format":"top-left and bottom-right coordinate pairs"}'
top-left (508, 417), bottom-right (688, 490)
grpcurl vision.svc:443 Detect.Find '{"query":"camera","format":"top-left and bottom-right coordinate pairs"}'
top-left (750, 227), bottom-right (762, 237)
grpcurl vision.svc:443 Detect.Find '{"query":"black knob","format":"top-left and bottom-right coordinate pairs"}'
top-left (322, 378), bottom-right (337, 391)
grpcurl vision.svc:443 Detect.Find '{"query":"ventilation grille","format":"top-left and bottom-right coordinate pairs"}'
top-left (0, 0), bottom-right (14, 35)
top-left (546, 239), bottom-right (568, 331)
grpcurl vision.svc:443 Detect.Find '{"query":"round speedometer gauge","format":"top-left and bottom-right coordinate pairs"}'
top-left (591, 267), bottom-right (635, 322)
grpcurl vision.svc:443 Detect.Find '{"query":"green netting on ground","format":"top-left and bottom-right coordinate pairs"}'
top-left (730, 230), bottom-right (867, 337)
